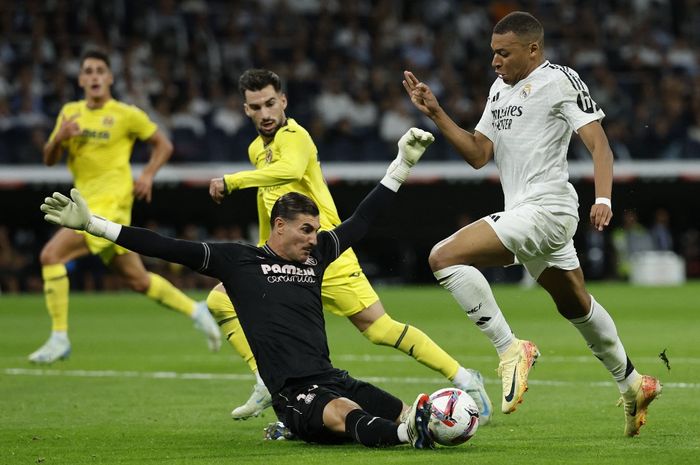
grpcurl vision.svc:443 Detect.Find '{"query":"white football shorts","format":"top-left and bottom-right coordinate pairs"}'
top-left (483, 204), bottom-right (580, 279)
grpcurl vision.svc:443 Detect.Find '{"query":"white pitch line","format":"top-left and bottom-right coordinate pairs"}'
top-left (3, 368), bottom-right (699, 390)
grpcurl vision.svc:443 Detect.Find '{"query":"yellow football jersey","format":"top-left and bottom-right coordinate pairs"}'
top-left (224, 118), bottom-right (364, 282)
top-left (49, 99), bottom-right (157, 208)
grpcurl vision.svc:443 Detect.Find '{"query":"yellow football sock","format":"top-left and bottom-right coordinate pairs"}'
top-left (42, 264), bottom-right (69, 332)
top-left (362, 313), bottom-right (459, 379)
top-left (145, 272), bottom-right (195, 317)
top-left (206, 289), bottom-right (258, 373)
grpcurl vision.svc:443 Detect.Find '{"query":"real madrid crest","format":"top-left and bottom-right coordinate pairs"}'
top-left (520, 84), bottom-right (532, 99)
top-left (102, 115), bottom-right (114, 127)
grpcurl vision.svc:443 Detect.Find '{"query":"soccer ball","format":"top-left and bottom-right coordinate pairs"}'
top-left (427, 388), bottom-right (479, 446)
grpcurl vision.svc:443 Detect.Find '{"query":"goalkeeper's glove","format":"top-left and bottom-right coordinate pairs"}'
top-left (381, 127), bottom-right (434, 192)
top-left (41, 188), bottom-right (111, 237)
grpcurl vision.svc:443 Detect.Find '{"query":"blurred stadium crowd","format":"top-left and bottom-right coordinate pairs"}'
top-left (2, 0), bottom-right (700, 292)
top-left (1, 0), bottom-right (700, 163)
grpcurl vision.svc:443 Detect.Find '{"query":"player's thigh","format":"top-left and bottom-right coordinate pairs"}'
top-left (40, 228), bottom-right (91, 265)
top-left (109, 252), bottom-right (150, 292)
top-left (490, 207), bottom-right (577, 264)
top-left (429, 218), bottom-right (514, 270)
top-left (273, 384), bottom-right (350, 444)
top-left (321, 272), bottom-right (379, 318)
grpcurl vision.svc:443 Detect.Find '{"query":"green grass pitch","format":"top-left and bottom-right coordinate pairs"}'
top-left (2, 283), bottom-right (699, 464)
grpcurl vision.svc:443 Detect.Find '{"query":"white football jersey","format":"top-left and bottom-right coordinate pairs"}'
top-left (475, 60), bottom-right (605, 218)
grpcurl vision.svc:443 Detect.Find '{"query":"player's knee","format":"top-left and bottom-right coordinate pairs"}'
top-left (206, 288), bottom-right (234, 320)
top-left (39, 245), bottom-right (61, 266)
top-left (429, 242), bottom-right (455, 272)
top-left (127, 274), bottom-right (151, 293)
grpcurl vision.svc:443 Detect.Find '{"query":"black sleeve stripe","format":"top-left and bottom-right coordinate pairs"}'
top-left (328, 230), bottom-right (340, 259)
top-left (548, 63), bottom-right (583, 91)
top-left (567, 66), bottom-right (588, 91)
top-left (199, 242), bottom-right (211, 271)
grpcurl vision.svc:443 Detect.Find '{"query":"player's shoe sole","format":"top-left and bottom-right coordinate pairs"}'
top-left (619, 375), bottom-right (662, 436)
top-left (405, 393), bottom-right (434, 449)
top-left (263, 421), bottom-right (296, 441)
top-left (497, 339), bottom-right (540, 414)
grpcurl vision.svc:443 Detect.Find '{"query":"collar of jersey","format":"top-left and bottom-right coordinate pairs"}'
top-left (262, 244), bottom-right (278, 256)
top-left (82, 98), bottom-right (114, 112)
top-left (525, 60), bottom-right (550, 81)
top-left (506, 60), bottom-right (550, 89)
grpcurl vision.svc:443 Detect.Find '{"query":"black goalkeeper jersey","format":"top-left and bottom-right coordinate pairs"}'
top-left (112, 183), bottom-right (394, 395)
top-left (202, 236), bottom-right (339, 394)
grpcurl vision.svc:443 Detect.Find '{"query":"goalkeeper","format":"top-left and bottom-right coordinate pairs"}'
top-left (206, 69), bottom-right (492, 425)
top-left (41, 128), bottom-right (440, 449)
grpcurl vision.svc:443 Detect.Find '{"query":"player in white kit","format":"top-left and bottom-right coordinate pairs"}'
top-left (403, 11), bottom-right (661, 436)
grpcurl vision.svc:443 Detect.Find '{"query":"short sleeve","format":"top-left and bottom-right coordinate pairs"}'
top-left (127, 105), bottom-right (158, 141)
top-left (552, 67), bottom-right (606, 133)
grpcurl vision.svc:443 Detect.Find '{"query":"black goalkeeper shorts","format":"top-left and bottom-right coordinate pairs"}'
top-left (272, 369), bottom-right (404, 444)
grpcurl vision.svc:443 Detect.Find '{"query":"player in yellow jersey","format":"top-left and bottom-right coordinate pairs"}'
top-left (28, 50), bottom-right (221, 364)
top-left (207, 69), bottom-right (492, 427)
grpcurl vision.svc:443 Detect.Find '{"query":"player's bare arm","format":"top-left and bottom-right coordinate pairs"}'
top-left (209, 177), bottom-right (226, 204)
top-left (43, 114), bottom-right (81, 166)
top-left (578, 121), bottom-right (614, 231)
top-left (134, 130), bottom-right (173, 203)
top-left (403, 70), bottom-right (493, 169)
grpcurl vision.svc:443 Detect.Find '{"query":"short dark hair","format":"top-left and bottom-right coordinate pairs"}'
top-left (270, 192), bottom-right (319, 228)
top-left (493, 11), bottom-right (543, 46)
top-left (80, 49), bottom-right (111, 69)
top-left (238, 69), bottom-right (282, 97)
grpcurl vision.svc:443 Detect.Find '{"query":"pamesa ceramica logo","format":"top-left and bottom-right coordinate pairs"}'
top-left (261, 263), bottom-right (316, 284)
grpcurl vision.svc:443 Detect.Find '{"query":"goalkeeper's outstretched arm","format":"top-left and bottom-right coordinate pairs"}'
top-left (41, 128), bottom-right (434, 270)
top-left (328, 127), bottom-right (434, 252)
top-left (41, 189), bottom-right (214, 274)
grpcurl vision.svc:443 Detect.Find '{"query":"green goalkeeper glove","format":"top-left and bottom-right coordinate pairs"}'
top-left (382, 127), bottom-right (434, 191)
top-left (41, 188), bottom-right (110, 237)
top-left (41, 188), bottom-right (91, 230)
top-left (398, 127), bottom-right (434, 166)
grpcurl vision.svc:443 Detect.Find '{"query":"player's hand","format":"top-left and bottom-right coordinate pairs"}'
top-left (398, 127), bottom-right (435, 166)
top-left (403, 71), bottom-right (441, 118)
top-left (56, 114), bottom-right (81, 142)
top-left (590, 203), bottom-right (612, 231)
top-left (41, 188), bottom-right (91, 230)
top-left (133, 173), bottom-right (154, 203)
top-left (209, 178), bottom-right (226, 204)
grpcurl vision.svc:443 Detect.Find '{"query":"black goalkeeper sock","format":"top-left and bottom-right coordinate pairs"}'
top-left (345, 409), bottom-right (401, 447)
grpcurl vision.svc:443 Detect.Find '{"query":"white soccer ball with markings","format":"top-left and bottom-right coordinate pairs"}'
top-left (428, 388), bottom-right (479, 446)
